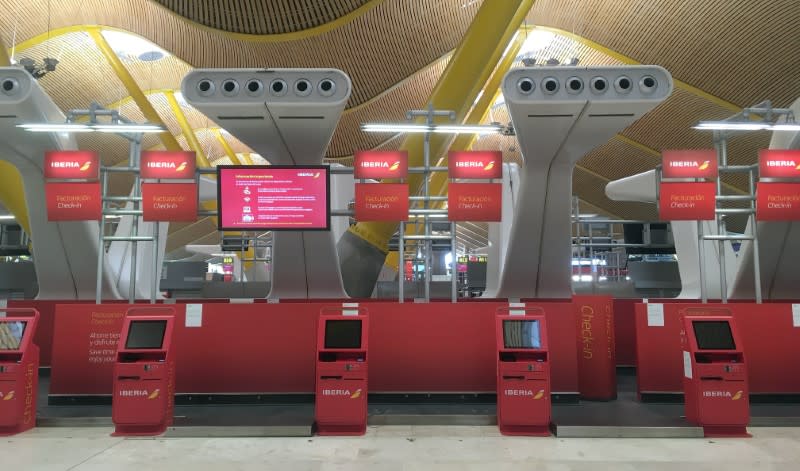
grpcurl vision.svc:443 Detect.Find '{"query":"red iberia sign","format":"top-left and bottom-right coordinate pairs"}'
top-left (759, 149), bottom-right (800, 179)
top-left (354, 183), bottom-right (408, 221)
top-left (45, 182), bottom-right (102, 221)
top-left (661, 149), bottom-right (718, 179)
top-left (756, 182), bottom-right (800, 221)
top-left (354, 151), bottom-right (408, 179)
top-left (141, 183), bottom-right (198, 222)
top-left (448, 183), bottom-right (501, 221)
top-left (658, 182), bottom-right (716, 220)
top-left (44, 151), bottom-right (99, 180)
top-left (140, 151), bottom-right (196, 179)
top-left (448, 151), bottom-right (502, 179)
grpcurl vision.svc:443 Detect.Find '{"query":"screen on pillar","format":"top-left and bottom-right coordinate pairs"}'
top-left (324, 320), bottom-right (362, 349)
top-left (692, 320), bottom-right (736, 350)
top-left (503, 320), bottom-right (541, 349)
top-left (125, 320), bottom-right (168, 350)
top-left (217, 165), bottom-right (331, 231)
top-left (0, 321), bottom-right (27, 350)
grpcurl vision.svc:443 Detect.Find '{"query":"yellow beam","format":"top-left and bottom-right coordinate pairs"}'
top-left (212, 129), bottom-right (243, 165)
top-left (163, 90), bottom-right (212, 167)
top-left (241, 153), bottom-right (255, 166)
top-left (88, 27), bottom-right (183, 153)
top-left (348, 0), bottom-right (535, 253)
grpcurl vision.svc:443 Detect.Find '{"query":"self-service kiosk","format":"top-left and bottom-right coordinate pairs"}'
top-left (682, 312), bottom-right (749, 437)
top-left (495, 306), bottom-right (551, 436)
top-left (112, 307), bottom-right (176, 437)
top-left (0, 308), bottom-right (39, 436)
top-left (315, 306), bottom-right (368, 436)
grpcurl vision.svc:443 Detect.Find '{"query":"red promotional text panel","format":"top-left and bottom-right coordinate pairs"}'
top-left (759, 149), bottom-right (800, 179)
top-left (448, 183), bottom-right (502, 221)
top-left (658, 182), bottom-right (716, 221)
top-left (354, 150), bottom-right (408, 179)
top-left (141, 183), bottom-right (198, 222)
top-left (45, 182), bottom-right (102, 221)
top-left (140, 151), bottom-right (196, 179)
top-left (44, 150), bottom-right (99, 180)
top-left (218, 166), bottom-right (329, 230)
top-left (448, 151), bottom-right (503, 179)
top-left (354, 183), bottom-right (409, 221)
top-left (661, 149), bottom-right (718, 179)
top-left (756, 182), bottom-right (800, 221)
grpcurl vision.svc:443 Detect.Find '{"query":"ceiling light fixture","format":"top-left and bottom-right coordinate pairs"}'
top-left (361, 123), bottom-right (504, 135)
top-left (17, 122), bottom-right (165, 134)
top-left (692, 121), bottom-right (799, 132)
top-left (0, 215), bottom-right (15, 220)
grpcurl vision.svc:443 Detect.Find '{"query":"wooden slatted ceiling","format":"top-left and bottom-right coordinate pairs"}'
top-left (527, 0), bottom-right (800, 108)
top-left (153, 0), bottom-right (370, 35)
top-left (0, 0), bottom-right (481, 107)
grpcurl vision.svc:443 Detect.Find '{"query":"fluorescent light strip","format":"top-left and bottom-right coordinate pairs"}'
top-left (93, 125), bottom-right (164, 133)
top-left (0, 215), bottom-right (15, 220)
top-left (18, 123), bottom-right (165, 134)
top-left (18, 123), bottom-right (93, 132)
top-left (362, 123), bottom-right (503, 134)
top-left (693, 121), bottom-right (800, 132)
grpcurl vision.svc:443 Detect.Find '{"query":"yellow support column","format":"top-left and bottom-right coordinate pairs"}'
top-left (241, 153), bottom-right (255, 165)
top-left (0, 37), bottom-right (31, 234)
top-left (212, 129), bottom-right (243, 165)
top-left (347, 0), bottom-right (535, 252)
top-left (163, 90), bottom-right (212, 167)
top-left (88, 28), bottom-right (184, 154)
top-left (340, 0), bottom-right (535, 297)
top-left (384, 25), bottom-right (528, 270)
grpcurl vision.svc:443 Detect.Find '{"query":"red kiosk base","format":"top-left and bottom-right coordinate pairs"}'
top-left (496, 305), bottom-right (552, 437)
top-left (112, 307), bottom-right (176, 437)
top-left (315, 305), bottom-right (369, 436)
top-left (0, 309), bottom-right (40, 437)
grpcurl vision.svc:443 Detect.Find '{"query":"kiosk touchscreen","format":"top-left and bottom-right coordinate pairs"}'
top-left (0, 309), bottom-right (40, 436)
top-left (112, 310), bottom-right (175, 437)
top-left (315, 308), bottom-right (369, 436)
top-left (495, 308), bottom-right (551, 436)
top-left (682, 314), bottom-right (749, 437)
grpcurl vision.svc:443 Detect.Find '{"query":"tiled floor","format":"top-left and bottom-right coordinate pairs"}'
top-left (2, 426), bottom-right (799, 470)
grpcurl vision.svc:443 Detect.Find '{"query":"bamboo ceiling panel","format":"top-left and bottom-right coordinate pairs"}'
top-left (527, 0), bottom-right (800, 107)
top-left (0, 0), bottom-right (482, 106)
top-left (153, 0), bottom-right (370, 35)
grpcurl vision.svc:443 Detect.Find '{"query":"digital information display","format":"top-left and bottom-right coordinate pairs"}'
top-left (692, 320), bottom-right (736, 350)
top-left (125, 320), bottom-right (168, 350)
top-left (0, 321), bottom-right (27, 350)
top-left (503, 320), bottom-right (541, 349)
top-left (217, 166), bottom-right (330, 231)
top-left (324, 319), bottom-right (362, 349)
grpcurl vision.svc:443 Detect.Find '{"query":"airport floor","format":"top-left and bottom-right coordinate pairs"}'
top-left (2, 425), bottom-right (800, 471)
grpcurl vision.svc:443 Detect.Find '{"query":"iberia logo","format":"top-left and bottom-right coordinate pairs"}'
top-left (533, 390), bottom-right (544, 400)
top-left (796, 163), bottom-right (800, 171)
top-left (698, 160), bottom-right (710, 171)
top-left (389, 161), bottom-right (400, 171)
top-left (148, 389), bottom-right (160, 400)
top-left (484, 161), bottom-right (495, 171)
top-left (732, 390), bottom-right (743, 401)
top-left (1, 391), bottom-right (14, 401)
top-left (80, 161), bottom-right (92, 172)
top-left (350, 389), bottom-right (362, 399)
top-left (313, 172), bottom-right (321, 179)
top-left (176, 162), bottom-right (187, 172)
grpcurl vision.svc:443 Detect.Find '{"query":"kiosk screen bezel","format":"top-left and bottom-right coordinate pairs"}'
top-left (692, 320), bottom-right (736, 350)
top-left (125, 320), bottom-right (168, 350)
top-left (324, 319), bottom-right (362, 349)
top-left (0, 320), bottom-right (27, 350)
top-left (502, 319), bottom-right (542, 349)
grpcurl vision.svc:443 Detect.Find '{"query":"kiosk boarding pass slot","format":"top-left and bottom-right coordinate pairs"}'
top-left (0, 308), bottom-right (40, 436)
top-left (112, 307), bottom-right (176, 437)
top-left (681, 308), bottom-right (749, 437)
top-left (315, 306), bottom-right (369, 436)
top-left (495, 306), bottom-right (551, 436)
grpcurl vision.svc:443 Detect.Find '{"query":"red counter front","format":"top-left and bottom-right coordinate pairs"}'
top-left (49, 301), bottom-right (579, 397)
top-left (0, 309), bottom-right (40, 436)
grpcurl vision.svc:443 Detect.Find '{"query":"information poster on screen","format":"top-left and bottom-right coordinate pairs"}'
top-left (218, 166), bottom-right (330, 230)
